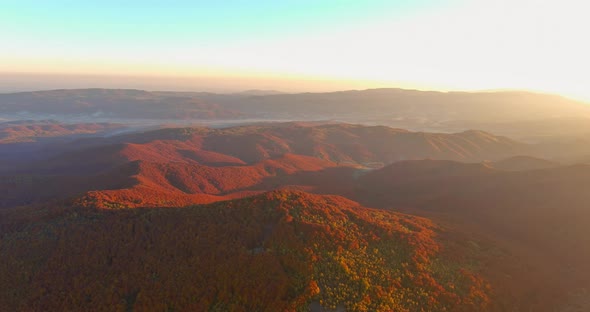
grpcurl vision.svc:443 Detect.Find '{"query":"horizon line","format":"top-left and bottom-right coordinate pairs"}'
top-left (1, 71), bottom-right (588, 104)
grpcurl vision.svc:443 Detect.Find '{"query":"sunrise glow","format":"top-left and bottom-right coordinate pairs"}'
top-left (1, 0), bottom-right (589, 100)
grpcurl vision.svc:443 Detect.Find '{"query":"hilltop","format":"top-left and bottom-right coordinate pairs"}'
top-left (0, 190), bottom-right (489, 311)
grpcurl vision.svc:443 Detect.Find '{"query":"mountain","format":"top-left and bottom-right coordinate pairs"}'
top-left (0, 123), bottom-right (529, 208)
top-left (45, 123), bottom-right (528, 169)
top-left (79, 154), bottom-right (338, 209)
top-left (2, 88), bottom-right (589, 141)
top-left (0, 190), bottom-right (490, 311)
top-left (233, 89), bottom-right (286, 96)
top-left (489, 155), bottom-right (559, 171)
top-left (210, 88), bottom-right (590, 139)
top-left (0, 120), bottom-right (126, 143)
top-left (352, 160), bottom-right (590, 311)
top-left (0, 89), bottom-right (241, 120)
top-left (1, 119), bottom-right (589, 310)
top-left (218, 88), bottom-right (590, 120)
top-left (0, 120), bottom-right (137, 173)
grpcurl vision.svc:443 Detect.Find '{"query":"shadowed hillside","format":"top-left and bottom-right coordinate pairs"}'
top-left (489, 155), bottom-right (559, 171)
top-left (0, 120), bottom-right (126, 143)
top-left (353, 160), bottom-right (590, 311)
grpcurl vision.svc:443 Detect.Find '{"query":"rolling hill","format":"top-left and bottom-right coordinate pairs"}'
top-left (0, 120), bottom-right (126, 143)
top-left (0, 89), bottom-right (241, 120)
top-left (352, 160), bottom-right (590, 311)
top-left (0, 123), bottom-right (529, 209)
top-left (0, 190), bottom-right (490, 311)
top-left (488, 155), bottom-right (559, 171)
top-left (33, 123), bottom-right (528, 172)
top-left (2, 88), bottom-right (590, 141)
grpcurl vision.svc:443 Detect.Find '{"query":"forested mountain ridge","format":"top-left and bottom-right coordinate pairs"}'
top-left (0, 190), bottom-right (490, 311)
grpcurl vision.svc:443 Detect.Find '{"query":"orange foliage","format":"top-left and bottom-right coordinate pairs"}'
top-left (0, 190), bottom-right (489, 311)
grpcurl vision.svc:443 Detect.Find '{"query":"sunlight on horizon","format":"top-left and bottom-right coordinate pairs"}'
top-left (1, 0), bottom-right (589, 101)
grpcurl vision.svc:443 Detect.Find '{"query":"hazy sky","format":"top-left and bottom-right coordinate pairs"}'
top-left (1, 0), bottom-right (589, 100)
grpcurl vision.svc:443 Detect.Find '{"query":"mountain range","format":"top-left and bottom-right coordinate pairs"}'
top-left (2, 90), bottom-right (590, 311)
top-left (2, 88), bottom-right (590, 141)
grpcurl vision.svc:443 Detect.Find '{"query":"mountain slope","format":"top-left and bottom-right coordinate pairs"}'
top-left (0, 123), bottom-right (529, 208)
top-left (0, 190), bottom-right (489, 311)
top-left (353, 160), bottom-right (590, 311)
top-left (0, 120), bottom-right (126, 143)
top-left (3, 88), bottom-right (588, 140)
top-left (0, 88), bottom-right (241, 119)
top-left (489, 155), bottom-right (559, 171)
top-left (216, 88), bottom-right (590, 122)
top-left (34, 123), bottom-right (528, 173)
top-left (81, 154), bottom-right (338, 208)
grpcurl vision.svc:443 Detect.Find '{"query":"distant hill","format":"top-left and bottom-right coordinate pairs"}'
top-left (0, 88), bottom-right (241, 120)
top-left (489, 155), bottom-right (559, 171)
top-left (0, 120), bottom-right (126, 143)
top-left (0, 190), bottom-right (490, 311)
top-left (0, 123), bottom-right (529, 208)
top-left (217, 88), bottom-right (590, 121)
top-left (2, 88), bottom-right (589, 141)
top-left (15, 123), bottom-right (528, 174)
top-left (233, 89), bottom-right (286, 96)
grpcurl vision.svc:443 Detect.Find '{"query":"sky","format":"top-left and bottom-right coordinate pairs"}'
top-left (1, 0), bottom-right (589, 101)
